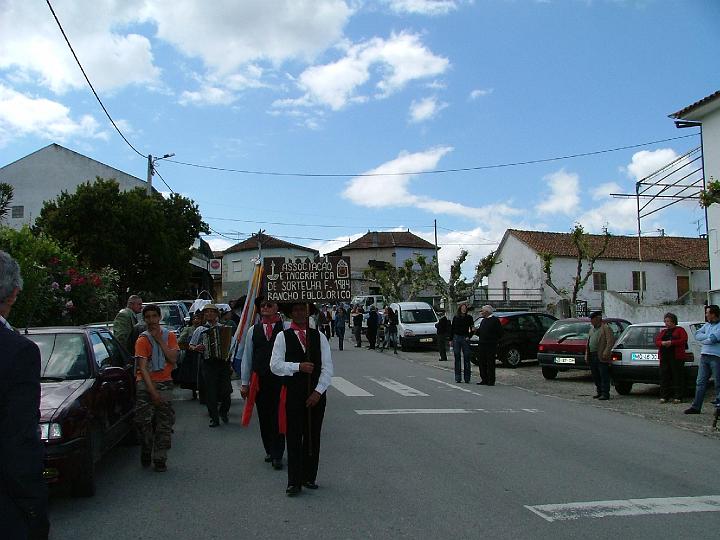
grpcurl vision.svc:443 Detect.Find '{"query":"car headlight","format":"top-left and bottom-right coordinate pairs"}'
top-left (39, 423), bottom-right (62, 441)
top-left (404, 329), bottom-right (414, 337)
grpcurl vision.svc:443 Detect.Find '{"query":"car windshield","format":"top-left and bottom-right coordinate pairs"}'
top-left (156, 305), bottom-right (183, 328)
top-left (543, 321), bottom-right (591, 341)
top-left (400, 309), bottom-right (437, 324)
top-left (28, 333), bottom-right (91, 380)
top-left (618, 326), bottom-right (664, 349)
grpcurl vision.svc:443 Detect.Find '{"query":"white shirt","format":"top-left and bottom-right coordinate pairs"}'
top-left (270, 329), bottom-right (333, 394)
top-left (0, 314), bottom-right (12, 331)
top-left (239, 321), bottom-right (291, 385)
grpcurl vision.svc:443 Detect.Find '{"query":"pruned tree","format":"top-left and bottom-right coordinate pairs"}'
top-left (431, 249), bottom-right (501, 314)
top-left (363, 254), bottom-right (437, 302)
top-left (540, 224), bottom-right (610, 315)
top-left (0, 182), bottom-right (13, 222)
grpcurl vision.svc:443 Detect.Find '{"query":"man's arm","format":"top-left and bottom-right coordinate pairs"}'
top-left (112, 310), bottom-right (130, 346)
top-left (270, 332), bottom-right (300, 377)
top-left (306, 332), bottom-right (334, 407)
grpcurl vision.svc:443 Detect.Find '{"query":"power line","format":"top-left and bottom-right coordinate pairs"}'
top-left (45, 0), bottom-right (146, 159)
top-left (153, 168), bottom-right (175, 194)
top-left (206, 216), bottom-right (435, 230)
top-left (166, 134), bottom-right (698, 178)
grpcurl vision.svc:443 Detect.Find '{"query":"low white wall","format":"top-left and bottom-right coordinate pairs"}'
top-left (601, 291), bottom-right (705, 323)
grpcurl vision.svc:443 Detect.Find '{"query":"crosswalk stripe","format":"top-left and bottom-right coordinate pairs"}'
top-left (331, 377), bottom-right (374, 396)
top-left (366, 377), bottom-right (429, 397)
top-left (354, 408), bottom-right (543, 415)
top-left (427, 377), bottom-right (483, 396)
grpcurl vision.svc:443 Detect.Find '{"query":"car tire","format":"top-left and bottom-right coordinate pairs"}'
top-left (614, 381), bottom-right (633, 395)
top-left (541, 366), bottom-right (558, 380)
top-left (502, 348), bottom-right (521, 368)
top-left (72, 436), bottom-right (96, 497)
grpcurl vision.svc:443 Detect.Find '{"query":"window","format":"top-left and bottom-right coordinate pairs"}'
top-left (535, 315), bottom-right (556, 331)
top-left (502, 281), bottom-right (509, 301)
top-left (90, 333), bottom-right (111, 369)
top-left (632, 271), bottom-right (646, 291)
top-left (593, 272), bottom-right (607, 291)
top-left (11, 205), bottom-right (24, 218)
top-left (100, 331), bottom-right (127, 366)
top-left (232, 260), bottom-right (242, 273)
top-left (518, 315), bottom-right (539, 331)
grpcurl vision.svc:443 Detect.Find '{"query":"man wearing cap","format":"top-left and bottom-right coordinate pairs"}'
top-left (190, 304), bottom-right (233, 427)
top-left (475, 305), bottom-right (503, 386)
top-left (240, 298), bottom-right (287, 469)
top-left (270, 302), bottom-right (333, 496)
top-left (585, 311), bottom-right (615, 400)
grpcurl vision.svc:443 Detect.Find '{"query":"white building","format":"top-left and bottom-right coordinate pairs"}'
top-left (0, 143), bottom-right (150, 228)
top-left (670, 90), bottom-right (720, 299)
top-left (488, 229), bottom-right (709, 315)
top-left (221, 232), bottom-right (318, 301)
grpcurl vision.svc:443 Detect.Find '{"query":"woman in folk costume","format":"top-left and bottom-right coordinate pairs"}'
top-left (240, 297), bottom-right (288, 470)
top-left (270, 302), bottom-right (334, 496)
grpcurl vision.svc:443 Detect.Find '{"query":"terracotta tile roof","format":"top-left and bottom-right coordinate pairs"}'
top-left (223, 233), bottom-right (318, 255)
top-left (670, 90), bottom-right (720, 119)
top-left (327, 231), bottom-right (436, 255)
top-left (507, 229), bottom-right (708, 269)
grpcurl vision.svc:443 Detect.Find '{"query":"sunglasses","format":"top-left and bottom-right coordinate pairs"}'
top-left (260, 302), bottom-right (276, 308)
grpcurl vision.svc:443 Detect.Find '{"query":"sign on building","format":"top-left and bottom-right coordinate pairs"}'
top-left (264, 256), bottom-right (351, 303)
top-left (209, 258), bottom-right (222, 276)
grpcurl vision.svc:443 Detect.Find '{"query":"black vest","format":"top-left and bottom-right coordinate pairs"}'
top-left (283, 328), bottom-right (322, 398)
top-left (251, 321), bottom-right (284, 376)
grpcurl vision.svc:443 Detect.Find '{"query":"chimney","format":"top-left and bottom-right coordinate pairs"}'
top-left (372, 231), bottom-right (379, 247)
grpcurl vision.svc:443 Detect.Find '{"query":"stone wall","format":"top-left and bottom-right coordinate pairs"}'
top-left (601, 290), bottom-right (705, 323)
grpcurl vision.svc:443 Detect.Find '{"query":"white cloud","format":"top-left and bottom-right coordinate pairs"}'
top-left (577, 197), bottom-right (637, 233)
top-left (469, 88), bottom-right (493, 100)
top-left (284, 32), bottom-right (449, 111)
top-left (205, 237), bottom-right (235, 253)
top-left (536, 169), bottom-right (580, 216)
top-left (625, 148), bottom-right (679, 181)
top-left (591, 182), bottom-right (622, 200)
top-left (0, 0), bottom-right (159, 94)
top-left (384, 0), bottom-right (460, 15)
top-left (409, 96), bottom-right (448, 123)
top-left (0, 84), bottom-right (106, 146)
top-left (179, 86), bottom-right (236, 107)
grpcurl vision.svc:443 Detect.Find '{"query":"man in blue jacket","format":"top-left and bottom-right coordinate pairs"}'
top-left (0, 251), bottom-right (49, 539)
top-left (685, 304), bottom-right (720, 414)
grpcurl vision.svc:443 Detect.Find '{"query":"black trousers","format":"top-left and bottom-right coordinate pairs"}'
top-left (353, 325), bottom-right (362, 347)
top-left (660, 357), bottom-right (685, 400)
top-left (588, 352), bottom-right (610, 397)
top-left (478, 344), bottom-right (497, 384)
top-left (366, 328), bottom-right (377, 349)
top-left (438, 335), bottom-right (449, 361)
top-left (202, 358), bottom-right (232, 422)
top-left (285, 393), bottom-right (326, 488)
top-left (256, 373), bottom-right (285, 459)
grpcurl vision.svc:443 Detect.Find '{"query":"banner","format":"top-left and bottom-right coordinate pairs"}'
top-left (263, 256), bottom-right (351, 303)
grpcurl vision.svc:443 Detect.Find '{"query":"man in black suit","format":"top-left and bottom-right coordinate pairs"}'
top-left (475, 305), bottom-right (503, 386)
top-left (0, 251), bottom-right (49, 539)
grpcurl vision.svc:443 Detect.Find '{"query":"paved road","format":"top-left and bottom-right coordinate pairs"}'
top-left (49, 342), bottom-right (719, 539)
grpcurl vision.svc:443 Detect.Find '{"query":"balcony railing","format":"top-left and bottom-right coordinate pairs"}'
top-left (472, 288), bottom-right (544, 309)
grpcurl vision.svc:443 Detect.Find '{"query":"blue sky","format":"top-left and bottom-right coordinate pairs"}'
top-left (1, 0), bottom-right (718, 277)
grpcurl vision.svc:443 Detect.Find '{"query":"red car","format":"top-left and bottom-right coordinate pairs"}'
top-left (536, 317), bottom-right (631, 379)
top-left (26, 326), bottom-right (136, 496)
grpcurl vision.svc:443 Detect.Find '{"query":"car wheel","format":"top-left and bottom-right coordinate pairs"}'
top-left (541, 366), bottom-right (558, 380)
top-left (614, 381), bottom-right (633, 395)
top-left (72, 436), bottom-right (96, 497)
top-left (502, 348), bottom-right (521, 368)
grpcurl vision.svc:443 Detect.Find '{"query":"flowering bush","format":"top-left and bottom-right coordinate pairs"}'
top-left (0, 226), bottom-right (119, 327)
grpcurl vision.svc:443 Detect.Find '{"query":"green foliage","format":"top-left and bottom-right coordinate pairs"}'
top-left (430, 249), bottom-right (500, 313)
top-left (0, 226), bottom-right (119, 327)
top-left (33, 178), bottom-right (209, 299)
top-left (363, 255), bottom-right (437, 302)
top-left (0, 182), bottom-right (13, 222)
top-left (699, 177), bottom-right (719, 208)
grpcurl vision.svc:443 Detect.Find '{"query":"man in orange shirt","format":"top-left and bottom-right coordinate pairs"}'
top-left (135, 304), bottom-right (178, 472)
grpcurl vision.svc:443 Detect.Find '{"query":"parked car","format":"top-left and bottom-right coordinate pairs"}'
top-left (536, 317), bottom-right (631, 379)
top-left (609, 321), bottom-right (703, 395)
top-left (142, 300), bottom-right (189, 333)
top-left (469, 311), bottom-right (558, 368)
top-left (390, 301), bottom-right (438, 350)
top-left (26, 326), bottom-right (136, 497)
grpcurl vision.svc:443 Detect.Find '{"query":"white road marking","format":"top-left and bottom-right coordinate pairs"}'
top-left (366, 377), bottom-right (429, 397)
top-left (355, 408), bottom-right (543, 415)
top-left (427, 377), bottom-right (483, 396)
top-left (525, 496), bottom-right (720, 522)
top-left (331, 377), bottom-right (374, 396)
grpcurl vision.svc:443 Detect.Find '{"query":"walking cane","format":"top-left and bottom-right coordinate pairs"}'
top-left (306, 302), bottom-right (313, 457)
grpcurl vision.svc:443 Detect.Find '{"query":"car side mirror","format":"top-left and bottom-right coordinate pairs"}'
top-left (99, 365), bottom-right (126, 381)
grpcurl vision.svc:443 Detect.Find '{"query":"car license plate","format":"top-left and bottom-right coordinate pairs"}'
top-left (555, 357), bottom-right (575, 364)
top-left (420, 337), bottom-right (433, 343)
top-left (631, 353), bottom-right (658, 361)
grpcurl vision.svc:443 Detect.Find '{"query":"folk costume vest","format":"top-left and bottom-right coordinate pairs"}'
top-left (283, 327), bottom-right (322, 401)
top-left (251, 321), bottom-right (284, 376)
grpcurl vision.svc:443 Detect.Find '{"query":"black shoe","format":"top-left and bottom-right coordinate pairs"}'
top-left (592, 394), bottom-right (601, 399)
top-left (286, 485), bottom-right (301, 497)
top-left (394, 351), bottom-right (398, 354)
top-left (455, 380), bottom-right (461, 383)
top-left (598, 395), bottom-right (609, 401)
top-left (476, 381), bottom-right (484, 385)
top-left (209, 419), bottom-right (220, 427)
top-left (154, 460), bottom-right (167, 472)
top-left (684, 407), bottom-right (701, 414)
top-left (303, 481), bottom-right (319, 490)
top-left (486, 383), bottom-right (495, 386)
top-left (221, 415), bottom-right (229, 424)
top-left (272, 459), bottom-right (283, 470)
top-left (264, 454), bottom-right (272, 463)
top-left (141, 450), bottom-right (152, 468)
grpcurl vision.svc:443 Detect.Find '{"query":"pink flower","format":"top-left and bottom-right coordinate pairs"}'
top-left (64, 284), bottom-right (72, 292)
top-left (65, 300), bottom-right (74, 309)
top-left (51, 282), bottom-right (60, 290)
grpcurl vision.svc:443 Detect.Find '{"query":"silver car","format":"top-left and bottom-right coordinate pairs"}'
top-left (610, 321), bottom-right (703, 395)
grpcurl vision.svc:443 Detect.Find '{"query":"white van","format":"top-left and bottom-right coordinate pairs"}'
top-left (389, 301), bottom-right (438, 350)
top-left (351, 295), bottom-right (386, 311)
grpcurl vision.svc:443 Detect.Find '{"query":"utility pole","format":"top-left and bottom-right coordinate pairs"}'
top-left (434, 219), bottom-right (439, 273)
top-left (146, 154), bottom-right (153, 195)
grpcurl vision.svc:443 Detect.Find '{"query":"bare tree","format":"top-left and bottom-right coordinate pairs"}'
top-left (431, 249), bottom-right (500, 314)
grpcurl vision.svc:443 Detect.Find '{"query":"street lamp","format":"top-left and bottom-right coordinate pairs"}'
top-left (146, 153), bottom-right (175, 195)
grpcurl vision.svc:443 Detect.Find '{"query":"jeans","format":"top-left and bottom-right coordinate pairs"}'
top-left (691, 354), bottom-right (720, 411)
top-left (453, 335), bottom-right (471, 383)
top-left (588, 352), bottom-right (610, 397)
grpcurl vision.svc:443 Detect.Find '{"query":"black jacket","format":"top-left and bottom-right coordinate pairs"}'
top-left (474, 316), bottom-right (503, 344)
top-left (435, 316), bottom-right (451, 337)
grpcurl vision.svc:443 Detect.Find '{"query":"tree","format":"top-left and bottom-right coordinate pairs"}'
top-left (362, 255), bottom-right (437, 302)
top-left (0, 182), bottom-right (13, 222)
top-left (430, 249), bottom-right (500, 314)
top-left (539, 224), bottom-right (610, 316)
top-left (33, 179), bottom-right (209, 299)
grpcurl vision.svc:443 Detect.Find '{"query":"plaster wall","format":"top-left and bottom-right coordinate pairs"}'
top-left (602, 291), bottom-right (705, 324)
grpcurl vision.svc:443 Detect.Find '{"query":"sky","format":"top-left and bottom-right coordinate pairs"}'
top-left (1, 0), bottom-right (718, 278)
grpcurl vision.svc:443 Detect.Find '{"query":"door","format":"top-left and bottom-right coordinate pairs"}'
top-left (89, 332), bottom-right (123, 446)
top-left (676, 276), bottom-right (689, 299)
top-left (517, 315), bottom-right (541, 357)
top-left (100, 331), bottom-right (135, 420)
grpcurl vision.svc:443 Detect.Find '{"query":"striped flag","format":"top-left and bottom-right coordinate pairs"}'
top-left (230, 258), bottom-right (264, 374)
